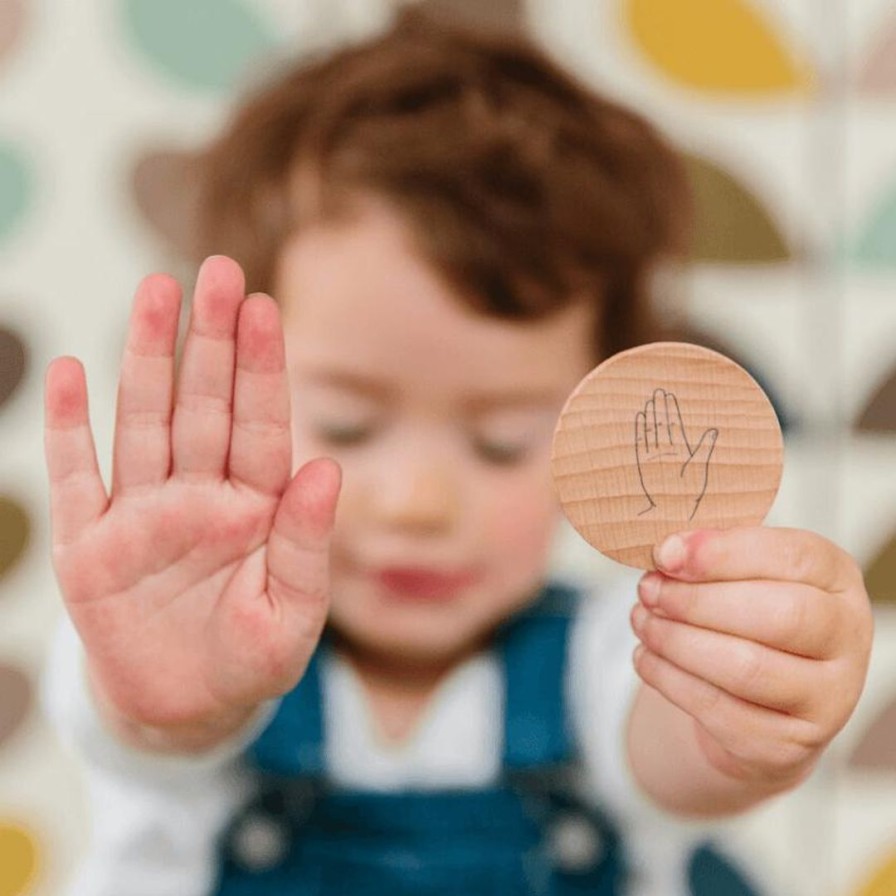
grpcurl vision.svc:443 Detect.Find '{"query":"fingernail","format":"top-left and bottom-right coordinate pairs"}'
top-left (639, 573), bottom-right (661, 607)
top-left (654, 534), bottom-right (686, 573)
top-left (631, 603), bottom-right (648, 632)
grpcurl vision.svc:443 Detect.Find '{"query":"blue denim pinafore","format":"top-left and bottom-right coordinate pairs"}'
top-left (212, 583), bottom-right (763, 896)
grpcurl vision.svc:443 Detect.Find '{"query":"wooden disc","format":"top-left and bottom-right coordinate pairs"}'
top-left (551, 342), bottom-right (783, 569)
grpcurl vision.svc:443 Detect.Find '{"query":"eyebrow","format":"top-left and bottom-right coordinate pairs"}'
top-left (303, 370), bottom-right (564, 411)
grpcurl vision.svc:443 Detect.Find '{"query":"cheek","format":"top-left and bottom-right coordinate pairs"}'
top-left (481, 470), bottom-right (558, 575)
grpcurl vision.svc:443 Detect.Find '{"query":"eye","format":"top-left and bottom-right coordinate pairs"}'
top-left (473, 437), bottom-right (529, 465)
top-left (315, 423), bottom-right (374, 446)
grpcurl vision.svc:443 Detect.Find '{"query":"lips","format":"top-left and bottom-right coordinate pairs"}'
top-left (375, 566), bottom-right (480, 600)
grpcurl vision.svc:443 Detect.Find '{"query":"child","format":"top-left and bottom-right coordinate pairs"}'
top-left (41, 11), bottom-right (873, 896)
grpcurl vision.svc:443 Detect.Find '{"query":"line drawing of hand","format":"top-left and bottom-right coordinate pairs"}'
top-left (634, 388), bottom-right (718, 521)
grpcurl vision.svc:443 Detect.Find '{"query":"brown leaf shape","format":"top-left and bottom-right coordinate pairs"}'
top-left (131, 147), bottom-right (201, 253)
top-left (0, 663), bottom-right (30, 748)
top-left (415, 0), bottom-right (526, 33)
top-left (0, 494), bottom-right (28, 579)
top-left (857, 14), bottom-right (896, 95)
top-left (856, 364), bottom-right (896, 433)
top-left (683, 153), bottom-right (792, 263)
top-left (0, 0), bottom-right (27, 74)
top-left (848, 694), bottom-right (896, 771)
top-left (0, 325), bottom-right (26, 411)
top-left (865, 532), bottom-right (896, 606)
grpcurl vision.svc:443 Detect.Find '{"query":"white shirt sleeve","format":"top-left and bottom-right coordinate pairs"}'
top-left (567, 574), bottom-right (714, 896)
top-left (39, 612), bottom-right (279, 896)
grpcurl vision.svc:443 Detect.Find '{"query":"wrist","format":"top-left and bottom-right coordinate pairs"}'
top-left (85, 665), bottom-right (258, 755)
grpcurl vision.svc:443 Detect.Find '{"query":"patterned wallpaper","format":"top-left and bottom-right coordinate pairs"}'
top-left (0, 0), bottom-right (893, 894)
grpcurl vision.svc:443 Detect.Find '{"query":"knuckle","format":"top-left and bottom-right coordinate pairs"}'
top-left (774, 593), bottom-right (811, 647)
top-left (692, 678), bottom-right (724, 719)
top-left (782, 536), bottom-right (817, 582)
top-left (732, 645), bottom-right (764, 694)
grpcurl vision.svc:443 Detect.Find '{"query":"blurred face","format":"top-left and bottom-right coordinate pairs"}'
top-left (274, 200), bottom-right (596, 669)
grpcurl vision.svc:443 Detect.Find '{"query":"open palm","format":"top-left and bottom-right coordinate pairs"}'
top-left (43, 256), bottom-right (341, 746)
top-left (635, 388), bottom-right (717, 522)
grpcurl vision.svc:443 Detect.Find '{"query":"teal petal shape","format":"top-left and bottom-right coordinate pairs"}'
top-left (0, 144), bottom-right (32, 245)
top-left (122, 0), bottom-right (277, 92)
top-left (853, 180), bottom-right (896, 269)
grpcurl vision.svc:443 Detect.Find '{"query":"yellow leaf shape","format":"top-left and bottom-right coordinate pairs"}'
top-left (683, 154), bottom-right (791, 262)
top-left (853, 850), bottom-right (896, 896)
top-left (865, 532), bottom-right (896, 606)
top-left (0, 821), bottom-right (39, 896)
top-left (623, 0), bottom-right (812, 95)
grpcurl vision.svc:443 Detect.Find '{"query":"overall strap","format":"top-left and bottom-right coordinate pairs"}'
top-left (249, 644), bottom-right (326, 776)
top-left (499, 581), bottom-right (580, 773)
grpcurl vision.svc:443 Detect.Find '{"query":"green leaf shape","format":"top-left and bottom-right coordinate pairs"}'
top-left (865, 532), bottom-right (896, 606)
top-left (855, 364), bottom-right (896, 433)
top-left (122, 0), bottom-right (277, 92)
top-left (853, 180), bottom-right (896, 269)
top-left (0, 495), bottom-right (28, 579)
top-left (683, 154), bottom-right (792, 263)
top-left (0, 144), bottom-right (33, 245)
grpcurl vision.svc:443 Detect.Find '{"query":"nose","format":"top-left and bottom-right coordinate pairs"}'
top-left (370, 456), bottom-right (459, 534)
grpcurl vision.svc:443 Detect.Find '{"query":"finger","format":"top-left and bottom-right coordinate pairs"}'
top-left (687, 427), bottom-right (718, 468)
top-left (112, 273), bottom-right (181, 495)
top-left (229, 294), bottom-right (291, 496)
top-left (638, 573), bottom-right (841, 659)
top-left (645, 395), bottom-right (657, 449)
top-left (171, 256), bottom-right (245, 481)
top-left (631, 604), bottom-right (822, 715)
top-left (635, 410), bottom-right (648, 458)
top-left (633, 645), bottom-right (820, 776)
top-left (44, 357), bottom-right (109, 547)
top-left (668, 391), bottom-right (687, 451)
top-left (654, 388), bottom-right (672, 447)
top-left (267, 457), bottom-right (341, 643)
top-left (652, 526), bottom-right (863, 594)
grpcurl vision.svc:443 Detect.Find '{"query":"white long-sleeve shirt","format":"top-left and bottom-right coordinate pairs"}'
top-left (41, 575), bottom-right (713, 896)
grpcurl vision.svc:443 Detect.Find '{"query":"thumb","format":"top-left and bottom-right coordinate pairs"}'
top-left (266, 457), bottom-right (342, 633)
top-left (686, 428), bottom-right (718, 470)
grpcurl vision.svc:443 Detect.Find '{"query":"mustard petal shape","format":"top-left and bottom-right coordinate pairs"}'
top-left (0, 822), bottom-right (38, 896)
top-left (624, 0), bottom-right (812, 95)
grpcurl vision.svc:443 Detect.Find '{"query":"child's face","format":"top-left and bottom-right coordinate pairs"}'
top-left (274, 199), bottom-right (596, 669)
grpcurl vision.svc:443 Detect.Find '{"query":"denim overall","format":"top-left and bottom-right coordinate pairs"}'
top-left (212, 583), bottom-right (763, 896)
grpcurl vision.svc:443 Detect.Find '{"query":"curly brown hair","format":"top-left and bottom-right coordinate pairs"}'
top-left (190, 10), bottom-right (692, 360)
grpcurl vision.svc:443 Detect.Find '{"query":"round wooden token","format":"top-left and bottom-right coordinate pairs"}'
top-left (551, 342), bottom-right (784, 569)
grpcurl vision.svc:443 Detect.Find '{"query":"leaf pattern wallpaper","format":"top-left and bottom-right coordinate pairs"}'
top-left (0, 1), bottom-right (893, 894)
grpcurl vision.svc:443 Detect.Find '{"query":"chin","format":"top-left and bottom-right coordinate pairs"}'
top-left (326, 591), bottom-right (501, 669)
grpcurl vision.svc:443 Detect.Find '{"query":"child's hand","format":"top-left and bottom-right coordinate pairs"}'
top-left (631, 527), bottom-right (874, 788)
top-left (43, 256), bottom-right (341, 752)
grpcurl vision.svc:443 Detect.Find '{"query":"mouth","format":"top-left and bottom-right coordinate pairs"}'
top-left (374, 566), bottom-right (481, 601)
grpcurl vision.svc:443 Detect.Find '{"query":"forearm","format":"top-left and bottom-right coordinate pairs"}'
top-left (626, 682), bottom-right (816, 819)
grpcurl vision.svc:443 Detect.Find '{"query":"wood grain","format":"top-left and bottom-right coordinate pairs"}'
top-left (551, 342), bottom-right (783, 569)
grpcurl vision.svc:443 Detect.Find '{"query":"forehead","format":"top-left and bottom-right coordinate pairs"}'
top-left (273, 202), bottom-right (595, 400)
